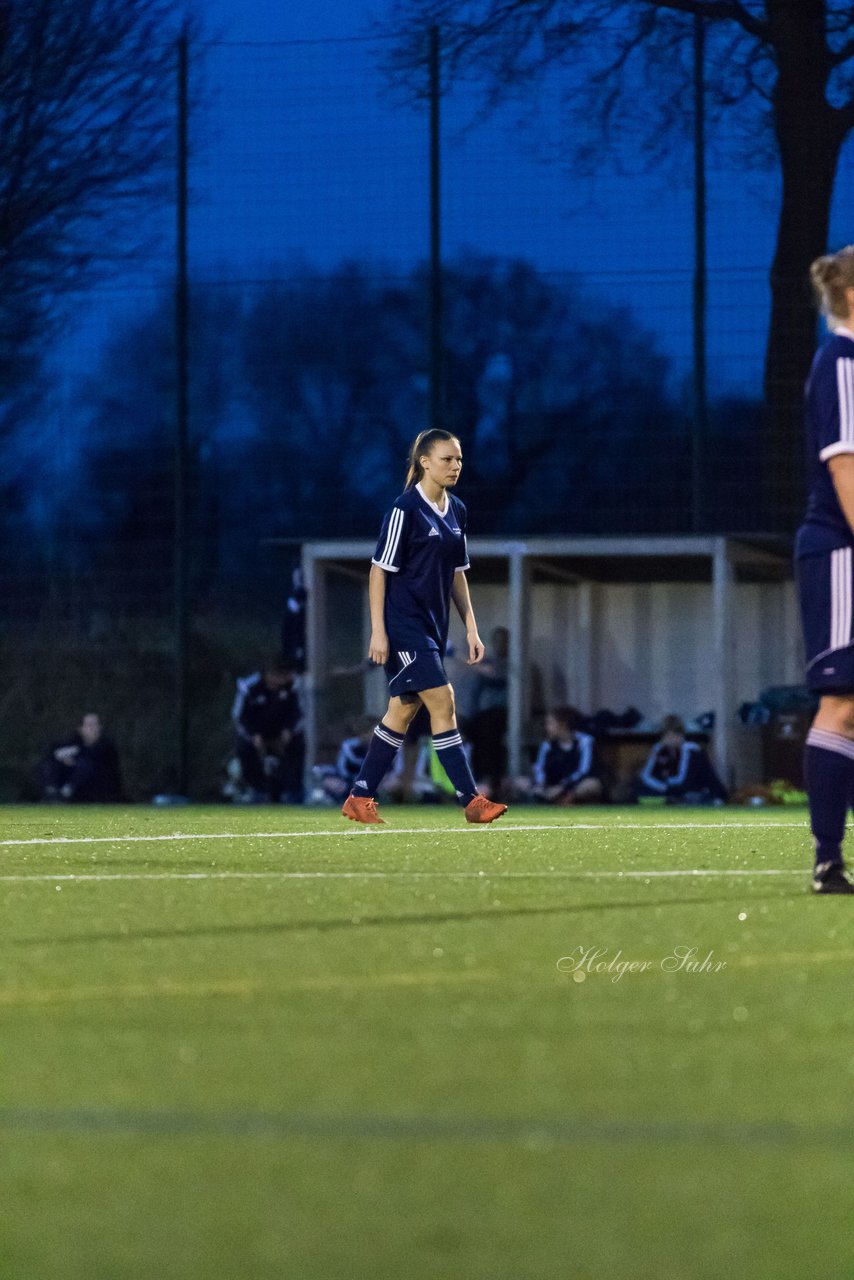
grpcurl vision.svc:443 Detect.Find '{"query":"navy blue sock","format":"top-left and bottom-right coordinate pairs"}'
top-left (350, 723), bottom-right (405, 798)
top-left (805, 728), bottom-right (854, 867)
top-left (432, 729), bottom-right (478, 807)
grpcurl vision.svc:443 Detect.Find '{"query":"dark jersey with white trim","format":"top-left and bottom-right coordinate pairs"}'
top-left (532, 733), bottom-right (595, 790)
top-left (231, 673), bottom-right (303, 741)
top-left (640, 740), bottom-right (727, 800)
top-left (372, 485), bottom-right (469, 653)
top-left (796, 330), bottom-right (854, 557)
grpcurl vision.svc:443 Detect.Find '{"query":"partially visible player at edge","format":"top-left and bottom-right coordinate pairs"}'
top-left (797, 246), bottom-right (854, 893)
top-left (342, 429), bottom-right (507, 826)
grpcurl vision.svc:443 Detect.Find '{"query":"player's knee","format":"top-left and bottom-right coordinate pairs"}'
top-left (437, 690), bottom-right (456, 724)
top-left (574, 777), bottom-right (603, 803)
top-left (423, 691), bottom-right (456, 730)
top-left (384, 698), bottom-right (419, 733)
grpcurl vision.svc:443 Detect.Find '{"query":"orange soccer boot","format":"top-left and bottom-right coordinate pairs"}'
top-left (464, 795), bottom-right (508, 824)
top-left (341, 794), bottom-right (385, 825)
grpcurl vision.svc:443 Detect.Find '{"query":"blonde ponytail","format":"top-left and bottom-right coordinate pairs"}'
top-left (810, 246), bottom-right (854, 325)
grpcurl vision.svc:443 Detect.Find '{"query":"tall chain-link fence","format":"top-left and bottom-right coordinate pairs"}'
top-left (3, 20), bottom-right (852, 797)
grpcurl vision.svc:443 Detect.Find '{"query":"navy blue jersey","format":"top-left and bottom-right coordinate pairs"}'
top-left (532, 733), bottom-right (595, 790)
top-left (796, 328), bottom-right (854, 557)
top-left (372, 483), bottom-right (469, 653)
top-left (232, 672), bottom-right (303, 741)
top-left (640, 740), bottom-right (727, 800)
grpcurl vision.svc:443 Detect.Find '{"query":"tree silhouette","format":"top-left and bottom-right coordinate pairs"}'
top-left (0, 0), bottom-right (180, 394)
top-left (76, 259), bottom-right (684, 566)
top-left (385, 0), bottom-right (854, 527)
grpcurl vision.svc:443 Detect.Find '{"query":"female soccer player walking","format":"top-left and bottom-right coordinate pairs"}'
top-left (342, 429), bottom-right (507, 826)
top-left (797, 246), bottom-right (854, 893)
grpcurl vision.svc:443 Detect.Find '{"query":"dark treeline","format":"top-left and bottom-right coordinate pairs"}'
top-left (3, 255), bottom-right (762, 613)
top-left (0, 255), bottom-right (764, 797)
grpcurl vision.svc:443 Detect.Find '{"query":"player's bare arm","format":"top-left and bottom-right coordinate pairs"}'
top-left (451, 572), bottom-right (484, 664)
top-left (367, 563), bottom-right (389, 664)
top-left (828, 454), bottom-right (854, 536)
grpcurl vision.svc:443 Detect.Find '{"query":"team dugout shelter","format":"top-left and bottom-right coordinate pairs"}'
top-left (296, 535), bottom-right (798, 791)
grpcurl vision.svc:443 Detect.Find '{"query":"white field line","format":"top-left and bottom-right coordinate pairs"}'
top-left (0, 969), bottom-right (500, 1007)
top-left (0, 868), bottom-right (805, 884)
top-left (0, 820), bottom-right (807, 850)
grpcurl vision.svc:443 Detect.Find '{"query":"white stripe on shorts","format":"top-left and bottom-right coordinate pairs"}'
top-left (831, 547), bottom-right (852, 651)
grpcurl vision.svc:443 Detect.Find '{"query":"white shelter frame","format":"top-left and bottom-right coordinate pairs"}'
top-left (300, 535), bottom-right (792, 788)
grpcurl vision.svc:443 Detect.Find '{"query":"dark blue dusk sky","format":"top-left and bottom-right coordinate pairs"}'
top-left (203, 0), bottom-right (380, 41)
top-left (56, 0), bottom-right (854, 399)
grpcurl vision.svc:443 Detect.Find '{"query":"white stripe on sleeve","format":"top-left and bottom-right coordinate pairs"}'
top-left (818, 441), bottom-right (854, 462)
top-left (373, 508), bottom-right (404, 571)
top-left (837, 358), bottom-right (854, 446)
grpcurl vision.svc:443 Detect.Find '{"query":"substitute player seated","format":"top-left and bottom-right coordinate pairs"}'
top-left (231, 661), bottom-right (305, 803)
top-left (516, 706), bottom-right (604, 805)
top-left (636, 715), bottom-right (727, 804)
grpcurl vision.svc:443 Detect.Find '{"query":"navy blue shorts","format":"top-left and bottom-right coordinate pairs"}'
top-left (798, 547), bottom-right (854, 692)
top-left (385, 648), bottom-right (449, 700)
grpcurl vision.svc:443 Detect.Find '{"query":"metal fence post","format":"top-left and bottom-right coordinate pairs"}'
top-left (174, 26), bottom-right (190, 796)
top-left (692, 13), bottom-right (708, 533)
top-left (428, 25), bottom-right (444, 431)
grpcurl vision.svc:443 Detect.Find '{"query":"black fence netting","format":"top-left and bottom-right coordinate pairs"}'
top-left (3, 17), bottom-right (852, 796)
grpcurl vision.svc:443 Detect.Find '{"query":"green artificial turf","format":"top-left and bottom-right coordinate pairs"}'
top-left (0, 804), bottom-right (851, 1280)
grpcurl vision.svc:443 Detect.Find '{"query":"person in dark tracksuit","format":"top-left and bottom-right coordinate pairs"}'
top-left (232, 663), bottom-right (304, 803)
top-left (531, 707), bottom-right (604, 805)
top-left (43, 712), bottom-right (122, 802)
top-left (637, 715), bottom-right (726, 804)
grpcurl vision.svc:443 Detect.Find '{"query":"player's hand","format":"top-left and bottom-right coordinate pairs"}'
top-left (467, 631), bottom-right (485, 664)
top-left (368, 631), bottom-right (389, 665)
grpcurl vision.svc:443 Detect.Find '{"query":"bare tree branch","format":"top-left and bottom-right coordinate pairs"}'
top-left (833, 96), bottom-right (854, 132)
top-left (384, 0), bottom-right (854, 524)
top-left (0, 0), bottom-right (187, 389)
top-left (639, 0), bottom-right (770, 41)
top-left (829, 36), bottom-right (854, 66)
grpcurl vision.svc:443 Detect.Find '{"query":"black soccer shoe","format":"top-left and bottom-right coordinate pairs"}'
top-left (812, 862), bottom-right (854, 895)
